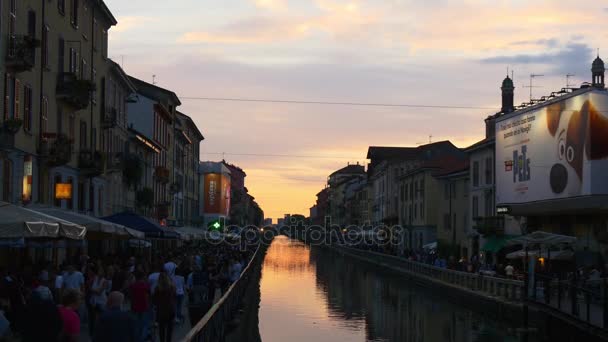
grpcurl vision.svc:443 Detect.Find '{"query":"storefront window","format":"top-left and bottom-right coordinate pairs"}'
top-left (54, 174), bottom-right (62, 207)
top-left (22, 156), bottom-right (33, 204)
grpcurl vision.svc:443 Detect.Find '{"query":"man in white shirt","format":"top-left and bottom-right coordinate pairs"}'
top-left (505, 264), bottom-right (515, 279)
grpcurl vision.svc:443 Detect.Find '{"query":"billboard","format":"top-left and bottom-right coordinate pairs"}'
top-left (496, 91), bottom-right (608, 205)
top-left (203, 173), bottom-right (231, 216)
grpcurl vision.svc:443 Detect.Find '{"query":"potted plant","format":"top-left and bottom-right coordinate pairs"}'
top-left (2, 118), bottom-right (23, 134)
top-left (136, 187), bottom-right (154, 210)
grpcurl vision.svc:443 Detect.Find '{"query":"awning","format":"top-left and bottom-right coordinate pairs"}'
top-left (422, 241), bottom-right (437, 250)
top-left (174, 226), bottom-right (207, 241)
top-left (481, 235), bottom-right (517, 254)
top-left (507, 231), bottom-right (577, 247)
top-left (28, 206), bottom-right (145, 239)
top-left (0, 202), bottom-right (86, 240)
top-left (506, 249), bottom-right (574, 260)
top-left (129, 239), bottom-right (152, 248)
top-left (101, 212), bottom-right (178, 239)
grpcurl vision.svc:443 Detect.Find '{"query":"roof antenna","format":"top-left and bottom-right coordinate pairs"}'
top-left (524, 74), bottom-right (544, 101)
top-left (152, 75), bottom-right (157, 85)
top-left (566, 74), bottom-right (575, 88)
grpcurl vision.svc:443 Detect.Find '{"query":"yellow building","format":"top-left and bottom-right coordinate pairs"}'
top-left (0, 0), bottom-right (117, 215)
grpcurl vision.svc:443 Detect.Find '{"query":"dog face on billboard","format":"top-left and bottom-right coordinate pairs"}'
top-left (547, 99), bottom-right (606, 195)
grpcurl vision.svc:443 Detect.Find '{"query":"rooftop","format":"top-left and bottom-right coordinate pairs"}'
top-left (329, 163), bottom-right (365, 177)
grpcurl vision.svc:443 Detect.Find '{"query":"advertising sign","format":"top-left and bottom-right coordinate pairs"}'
top-left (204, 173), bottom-right (221, 214)
top-left (496, 91), bottom-right (608, 205)
top-left (204, 173), bottom-right (231, 215)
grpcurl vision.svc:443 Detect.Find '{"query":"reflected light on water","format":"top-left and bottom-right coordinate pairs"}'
top-left (258, 236), bottom-right (527, 342)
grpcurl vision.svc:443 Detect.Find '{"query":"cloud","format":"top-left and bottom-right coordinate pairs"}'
top-left (252, 0), bottom-right (287, 11)
top-left (510, 38), bottom-right (559, 48)
top-left (480, 43), bottom-right (593, 75)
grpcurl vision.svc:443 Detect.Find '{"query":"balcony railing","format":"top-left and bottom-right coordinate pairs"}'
top-left (156, 202), bottom-right (170, 219)
top-left (154, 166), bottom-right (170, 183)
top-left (56, 72), bottom-right (95, 110)
top-left (101, 108), bottom-right (118, 129)
top-left (39, 133), bottom-right (73, 167)
top-left (6, 35), bottom-right (39, 73)
top-left (78, 150), bottom-right (105, 176)
top-left (473, 216), bottom-right (505, 236)
top-left (0, 132), bottom-right (15, 150)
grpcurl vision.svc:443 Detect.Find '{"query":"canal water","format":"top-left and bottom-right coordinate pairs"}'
top-left (258, 236), bottom-right (533, 342)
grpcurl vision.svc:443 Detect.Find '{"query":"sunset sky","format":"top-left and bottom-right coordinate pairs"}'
top-left (104, 0), bottom-right (608, 220)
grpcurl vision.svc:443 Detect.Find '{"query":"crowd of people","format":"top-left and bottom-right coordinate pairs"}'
top-left (0, 237), bottom-right (257, 342)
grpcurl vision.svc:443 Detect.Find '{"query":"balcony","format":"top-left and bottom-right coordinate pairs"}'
top-left (56, 73), bottom-right (95, 110)
top-left (101, 108), bottom-right (118, 129)
top-left (155, 166), bottom-right (170, 183)
top-left (156, 202), bottom-right (170, 219)
top-left (39, 133), bottom-right (73, 167)
top-left (78, 150), bottom-right (105, 177)
top-left (473, 216), bottom-right (505, 236)
top-left (6, 35), bottom-right (39, 73)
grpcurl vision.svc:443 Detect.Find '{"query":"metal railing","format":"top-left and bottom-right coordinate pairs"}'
top-left (338, 245), bottom-right (525, 301)
top-left (182, 243), bottom-right (263, 342)
top-left (530, 273), bottom-right (608, 329)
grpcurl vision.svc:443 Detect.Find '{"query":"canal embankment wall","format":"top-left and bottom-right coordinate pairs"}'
top-left (317, 242), bottom-right (608, 342)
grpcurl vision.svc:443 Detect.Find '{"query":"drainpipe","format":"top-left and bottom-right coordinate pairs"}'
top-left (37, 0), bottom-right (46, 204)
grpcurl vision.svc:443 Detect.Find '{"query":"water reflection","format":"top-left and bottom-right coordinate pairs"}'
top-left (258, 237), bottom-right (527, 342)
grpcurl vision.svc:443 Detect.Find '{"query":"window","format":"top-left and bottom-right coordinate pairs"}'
top-left (420, 179), bottom-right (425, 198)
top-left (81, 59), bottom-right (87, 80)
top-left (463, 214), bottom-right (468, 232)
top-left (464, 179), bottom-right (469, 197)
top-left (472, 196), bottom-right (479, 218)
top-left (70, 0), bottom-right (79, 28)
top-left (58, 38), bottom-right (65, 73)
top-left (444, 183), bottom-right (449, 200)
top-left (92, 68), bottom-right (97, 104)
top-left (69, 114), bottom-right (75, 141)
top-left (42, 26), bottom-right (49, 68)
top-left (8, 1), bottom-right (16, 58)
top-left (453, 213), bottom-right (457, 232)
top-left (93, 19), bottom-right (99, 50)
top-left (3, 74), bottom-right (16, 120)
top-left (451, 182), bottom-right (456, 198)
top-left (444, 213), bottom-right (450, 230)
top-left (414, 203), bottom-right (417, 219)
top-left (484, 190), bottom-right (493, 217)
top-left (23, 86), bottom-right (32, 132)
top-left (102, 30), bottom-right (108, 59)
top-left (69, 48), bottom-right (78, 74)
top-left (41, 96), bottom-right (48, 133)
top-left (80, 121), bottom-right (87, 150)
top-left (58, 0), bottom-right (66, 15)
top-left (27, 11), bottom-right (36, 38)
top-left (420, 202), bottom-right (425, 219)
top-left (485, 157), bottom-right (493, 185)
top-left (409, 182), bottom-right (413, 200)
top-left (473, 161), bottom-right (479, 187)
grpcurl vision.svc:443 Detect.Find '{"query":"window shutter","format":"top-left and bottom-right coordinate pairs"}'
top-left (24, 87), bottom-right (30, 130)
top-left (4, 74), bottom-right (9, 120)
top-left (14, 79), bottom-right (20, 119)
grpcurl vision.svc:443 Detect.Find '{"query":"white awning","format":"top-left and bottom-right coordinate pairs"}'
top-left (27, 206), bottom-right (144, 239)
top-left (0, 202), bottom-right (86, 240)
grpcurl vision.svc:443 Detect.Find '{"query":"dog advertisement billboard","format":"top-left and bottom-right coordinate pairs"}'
top-left (496, 90), bottom-right (608, 205)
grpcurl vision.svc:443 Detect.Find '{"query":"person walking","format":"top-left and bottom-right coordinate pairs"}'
top-left (93, 291), bottom-right (137, 342)
top-left (153, 273), bottom-right (176, 342)
top-left (130, 271), bottom-right (151, 342)
top-left (88, 266), bottom-right (108, 336)
top-left (173, 269), bottom-right (186, 324)
top-left (57, 289), bottom-right (82, 342)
